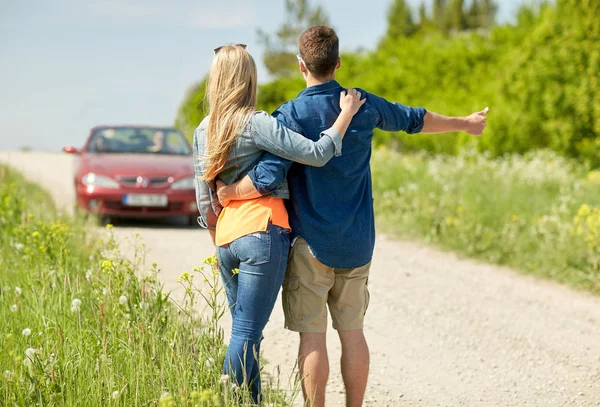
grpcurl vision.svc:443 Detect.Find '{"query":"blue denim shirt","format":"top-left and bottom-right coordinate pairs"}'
top-left (193, 111), bottom-right (342, 230)
top-left (248, 80), bottom-right (426, 268)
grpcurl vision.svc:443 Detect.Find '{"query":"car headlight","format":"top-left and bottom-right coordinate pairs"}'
top-left (81, 173), bottom-right (120, 189)
top-left (170, 177), bottom-right (195, 190)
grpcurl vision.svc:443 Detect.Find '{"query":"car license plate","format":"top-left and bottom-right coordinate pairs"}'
top-left (123, 194), bottom-right (168, 207)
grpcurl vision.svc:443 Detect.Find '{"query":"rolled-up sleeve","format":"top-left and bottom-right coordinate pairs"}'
top-left (247, 152), bottom-right (293, 196)
top-left (251, 111), bottom-right (341, 167)
top-left (193, 130), bottom-right (218, 230)
top-left (370, 93), bottom-right (426, 134)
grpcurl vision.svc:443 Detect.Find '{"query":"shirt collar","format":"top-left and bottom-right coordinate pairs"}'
top-left (297, 80), bottom-right (342, 97)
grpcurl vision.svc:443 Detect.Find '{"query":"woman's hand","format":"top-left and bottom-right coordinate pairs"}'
top-left (339, 88), bottom-right (367, 116)
top-left (216, 180), bottom-right (232, 207)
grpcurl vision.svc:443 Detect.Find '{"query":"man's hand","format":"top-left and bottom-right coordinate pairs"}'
top-left (216, 180), bottom-right (232, 207)
top-left (463, 107), bottom-right (489, 136)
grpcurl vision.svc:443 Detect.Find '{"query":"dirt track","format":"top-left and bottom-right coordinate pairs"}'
top-left (2, 150), bottom-right (600, 407)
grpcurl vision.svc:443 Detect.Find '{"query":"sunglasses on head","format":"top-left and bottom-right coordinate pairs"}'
top-left (214, 44), bottom-right (247, 54)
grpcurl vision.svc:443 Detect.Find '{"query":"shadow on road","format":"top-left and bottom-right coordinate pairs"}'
top-left (101, 216), bottom-right (203, 230)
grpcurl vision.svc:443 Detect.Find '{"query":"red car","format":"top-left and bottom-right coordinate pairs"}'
top-left (63, 125), bottom-right (199, 225)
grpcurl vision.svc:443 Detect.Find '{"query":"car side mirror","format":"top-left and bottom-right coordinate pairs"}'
top-left (62, 146), bottom-right (80, 154)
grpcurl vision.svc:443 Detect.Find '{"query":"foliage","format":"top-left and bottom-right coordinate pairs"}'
top-left (175, 79), bottom-right (207, 143)
top-left (175, 1), bottom-right (598, 165)
top-left (0, 166), bottom-right (297, 406)
top-left (371, 148), bottom-right (600, 293)
top-left (257, 0), bottom-right (329, 78)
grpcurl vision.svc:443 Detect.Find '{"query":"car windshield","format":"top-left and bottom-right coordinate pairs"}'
top-left (87, 127), bottom-right (191, 155)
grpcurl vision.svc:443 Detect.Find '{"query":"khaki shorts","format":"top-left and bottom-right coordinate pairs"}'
top-left (282, 237), bottom-right (371, 332)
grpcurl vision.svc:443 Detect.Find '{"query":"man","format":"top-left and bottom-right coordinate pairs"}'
top-left (217, 26), bottom-right (487, 407)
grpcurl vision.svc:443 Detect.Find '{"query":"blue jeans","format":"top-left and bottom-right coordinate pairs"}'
top-left (216, 224), bottom-right (290, 403)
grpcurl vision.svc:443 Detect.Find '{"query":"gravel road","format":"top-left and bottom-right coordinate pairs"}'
top-left (2, 150), bottom-right (600, 406)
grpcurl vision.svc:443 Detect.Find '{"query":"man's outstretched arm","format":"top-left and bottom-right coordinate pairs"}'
top-left (421, 107), bottom-right (489, 135)
top-left (371, 91), bottom-right (488, 136)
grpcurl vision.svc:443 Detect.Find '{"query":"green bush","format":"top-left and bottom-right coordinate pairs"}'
top-left (371, 148), bottom-right (600, 293)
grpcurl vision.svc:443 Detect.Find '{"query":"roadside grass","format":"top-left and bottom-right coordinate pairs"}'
top-left (0, 165), bottom-right (298, 406)
top-left (372, 148), bottom-right (600, 294)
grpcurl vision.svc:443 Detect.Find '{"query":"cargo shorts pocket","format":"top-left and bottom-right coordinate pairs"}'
top-left (283, 277), bottom-right (303, 324)
top-left (363, 277), bottom-right (370, 316)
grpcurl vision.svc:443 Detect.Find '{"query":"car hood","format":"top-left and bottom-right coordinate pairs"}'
top-left (81, 154), bottom-right (194, 178)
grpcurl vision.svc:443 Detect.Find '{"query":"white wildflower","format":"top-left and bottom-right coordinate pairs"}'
top-left (102, 288), bottom-right (109, 296)
top-left (139, 301), bottom-right (148, 311)
top-left (25, 348), bottom-right (36, 358)
top-left (71, 298), bottom-right (82, 312)
top-left (85, 269), bottom-right (92, 280)
top-left (112, 390), bottom-right (119, 399)
top-left (161, 392), bottom-right (171, 399)
top-left (119, 295), bottom-right (128, 305)
top-left (22, 328), bottom-right (31, 337)
top-left (15, 287), bottom-right (22, 296)
top-left (3, 370), bottom-right (13, 380)
top-left (10, 304), bottom-right (17, 312)
top-left (14, 242), bottom-right (24, 251)
top-left (220, 374), bottom-right (230, 384)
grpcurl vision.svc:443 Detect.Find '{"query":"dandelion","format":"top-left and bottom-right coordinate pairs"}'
top-left (71, 298), bottom-right (82, 312)
top-left (3, 370), bottom-right (13, 380)
top-left (85, 269), bottom-right (92, 280)
top-left (14, 242), bottom-right (24, 251)
top-left (102, 288), bottom-right (109, 296)
top-left (139, 301), bottom-right (149, 311)
top-left (119, 295), bottom-right (128, 305)
top-left (25, 348), bottom-right (36, 358)
top-left (15, 287), bottom-right (22, 296)
top-left (10, 304), bottom-right (17, 312)
top-left (22, 328), bottom-right (31, 337)
top-left (112, 390), bottom-right (119, 399)
top-left (220, 374), bottom-right (230, 384)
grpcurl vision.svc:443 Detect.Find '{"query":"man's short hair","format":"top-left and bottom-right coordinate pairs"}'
top-left (298, 26), bottom-right (339, 78)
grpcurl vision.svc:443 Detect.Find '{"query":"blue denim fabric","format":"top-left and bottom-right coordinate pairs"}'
top-left (216, 223), bottom-right (290, 403)
top-left (193, 111), bottom-right (342, 230)
top-left (247, 80), bottom-right (426, 268)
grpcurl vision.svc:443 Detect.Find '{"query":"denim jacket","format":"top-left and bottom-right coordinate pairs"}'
top-left (193, 110), bottom-right (342, 230)
top-left (247, 81), bottom-right (426, 268)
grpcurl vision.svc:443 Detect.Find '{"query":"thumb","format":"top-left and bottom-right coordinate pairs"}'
top-left (479, 107), bottom-right (490, 116)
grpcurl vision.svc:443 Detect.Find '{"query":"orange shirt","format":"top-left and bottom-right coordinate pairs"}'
top-left (215, 197), bottom-right (290, 246)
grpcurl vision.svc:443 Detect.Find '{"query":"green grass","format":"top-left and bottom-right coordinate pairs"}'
top-left (0, 166), bottom-right (298, 406)
top-left (372, 148), bottom-right (600, 294)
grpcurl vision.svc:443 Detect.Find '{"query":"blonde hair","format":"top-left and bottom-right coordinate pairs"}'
top-left (202, 45), bottom-right (257, 181)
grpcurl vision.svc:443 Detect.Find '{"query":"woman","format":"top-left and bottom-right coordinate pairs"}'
top-left (193, 44), bottom-right (365, 403)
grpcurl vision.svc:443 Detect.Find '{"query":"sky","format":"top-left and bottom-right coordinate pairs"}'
top-left (0, 0), bottom-right (523, 152)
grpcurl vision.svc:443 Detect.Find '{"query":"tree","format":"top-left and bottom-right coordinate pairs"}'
top-left (433, 0), bottom-right (448, 32)
top-left (174, 79), bottom-right (207, 142)
top-left (257, 0), bottom-right (330, 78)
top-left (449, 0), bottom-right (466, 32)
top-left (385, 0), bottom-right (418, 40)
top-left (467, 0), bottom-right (498, 29)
